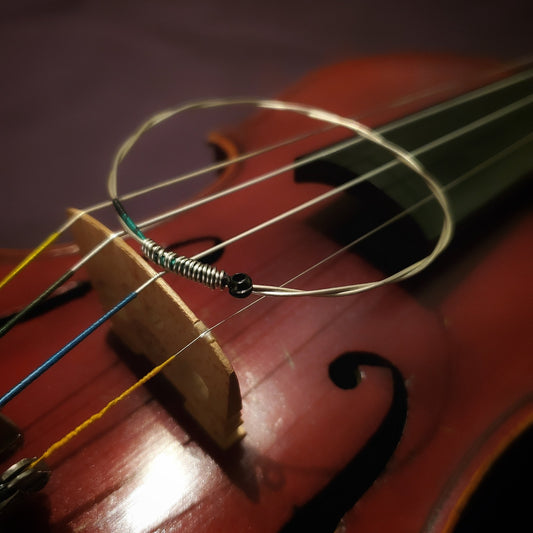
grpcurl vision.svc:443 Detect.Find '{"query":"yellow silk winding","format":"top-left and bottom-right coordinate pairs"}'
top-left (0, 232), bottom-right (60, 290)
top-left (31, 350), bottom-right (179, 468)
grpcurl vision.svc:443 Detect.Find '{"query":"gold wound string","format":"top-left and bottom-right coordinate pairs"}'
top-left (31, 347), bottom-right (180, 467)
top-left (0, 232), bottom-right (61, 289)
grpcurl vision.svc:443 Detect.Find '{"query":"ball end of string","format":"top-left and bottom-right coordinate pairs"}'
top-left (226, 273), bottom-right (254, 298)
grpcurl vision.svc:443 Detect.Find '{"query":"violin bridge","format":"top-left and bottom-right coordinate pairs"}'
top-left (68, 209), bottom-right (245, 449)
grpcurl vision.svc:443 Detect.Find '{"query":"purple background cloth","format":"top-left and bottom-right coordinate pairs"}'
top-left (1, 0), bottom-right (531, 247)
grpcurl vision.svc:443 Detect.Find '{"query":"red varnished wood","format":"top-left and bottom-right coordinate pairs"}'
top-left (0, 55), bottom-right (531, 532)
top-left (340, 214), bottom-right (533, 533)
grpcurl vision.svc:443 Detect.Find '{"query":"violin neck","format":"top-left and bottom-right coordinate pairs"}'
top-left (296, 68), bottom-right (533, 274)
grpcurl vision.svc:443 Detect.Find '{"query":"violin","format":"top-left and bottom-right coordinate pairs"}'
top-left (0, 54), bottom-right (532, 532)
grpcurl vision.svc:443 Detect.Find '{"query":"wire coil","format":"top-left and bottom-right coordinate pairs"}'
top-left (109, 98), bottom-right (454, 298)
top-left (141, 239), bottom-right (228, 290)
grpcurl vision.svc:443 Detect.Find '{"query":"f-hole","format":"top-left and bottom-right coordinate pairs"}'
top-left (281, 351), bottom-right (407, 533)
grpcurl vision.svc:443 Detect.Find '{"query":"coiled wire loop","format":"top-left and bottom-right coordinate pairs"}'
top-left (141, 239), bottom-right (229, 290)
top-left (109, 98), bottom-right (453, 299)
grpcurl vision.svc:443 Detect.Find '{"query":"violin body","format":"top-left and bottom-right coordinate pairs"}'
top-left (0, 55), bottom-right (531, 532)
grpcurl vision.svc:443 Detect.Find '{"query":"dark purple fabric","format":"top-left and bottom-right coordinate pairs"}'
top-left (1, 0), bottom-right (531, 246)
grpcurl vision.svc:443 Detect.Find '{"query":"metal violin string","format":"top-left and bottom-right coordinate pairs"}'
top-left (277, 133), bottom-right (533, 299)
top-left (107, 99), bottom-right (452, 297)
top-left (0, 93), bottom-right (385, 293)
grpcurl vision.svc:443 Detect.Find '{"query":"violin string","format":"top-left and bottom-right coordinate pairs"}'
top-left (1, 126), bottom-right (348, 333)
top-left (0, 232), bottom-right (63, 290)
top-left (1, 83), bottom-right (530, 337)
top-left (0, 273), bottom-right (165, 408)
top-left (108, 97), bottom-right (449, 298)
top-left (110, 94), bottom-right (532, 297)
top-left (28, 128), bottom-right (533, 469)
top-left (0, 232), bottom-right (120, 337)
top-left (1, 65), bottom-right (528, 291)
top-left (0, 204), bottom-right (107, 291)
